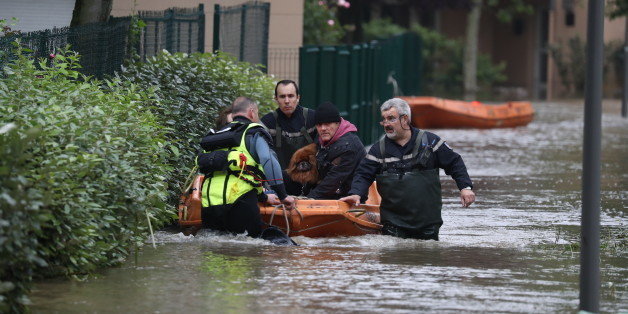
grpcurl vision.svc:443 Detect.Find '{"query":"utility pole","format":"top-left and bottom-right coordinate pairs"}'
top-left (580, 0), bottom-right (604, 312)
top-left (623, 17), bottom-right (628, 118)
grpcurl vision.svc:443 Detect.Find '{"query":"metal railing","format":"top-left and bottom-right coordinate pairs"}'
top-left (136, 4), bottom-right (205, 60)
top-left (268, 47), bottom-right (299, 82)
top-left (213, 1), bottom-right (270, 70)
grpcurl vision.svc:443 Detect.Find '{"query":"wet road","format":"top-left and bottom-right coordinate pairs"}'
top-left (30, 101), bottom-right (627, 313)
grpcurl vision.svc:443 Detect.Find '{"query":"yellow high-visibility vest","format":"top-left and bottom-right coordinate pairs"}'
top-left (200, 122), bottom-right (265, 207)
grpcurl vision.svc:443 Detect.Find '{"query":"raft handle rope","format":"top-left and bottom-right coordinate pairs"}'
top-left (268, 203), bottom-right (304, 236)
top-left (145, 209), bottom-right (156, 249)
top-left (181, 165), bottom-right (199, 194)
top-left (268, 204), bottom-right (290, 235)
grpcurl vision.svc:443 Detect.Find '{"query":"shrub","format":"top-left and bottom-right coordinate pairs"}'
top-left (550, 35), bottom-right (623, 97)
top-left (410, 23), bottom-right (506, 98)
top-left (362, 18), bottom-right (406, 42)
top-left (116, 51), bottom-right (276, 205)
top-left (549, 36), bottom-right (586, 97)
top-left (0, 124), bottom-right (44, 313)
top-left (0, 46), bottom-right (171, 309)
top-left (303, 0), bottom-right (347, 45)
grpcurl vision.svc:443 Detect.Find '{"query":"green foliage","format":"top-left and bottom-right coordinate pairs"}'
top-left (303, 0), bottom-right (347, 45)
top-left (0, 124), bottom-right (44, 313)
top-left (550, 36), bottom-right (624, 97)
top-left (607, 0), bottom-right (628, 19)
top-left (410, 23), bottom-right (506, 97)
top-left (485, 0), bottom-right (533, 23)
top-left (549, 36), bottom-right (587, 97)
top-left (362, 18), bottom-right (406, 42)
top-left (116, 51), bottom-right (276, 204)
top-left (607, 39), bottom-right (625, 96)
top-left (0, 46), bottom-right (172, 310)
top-left (126, 16), bottom-right (147, 58)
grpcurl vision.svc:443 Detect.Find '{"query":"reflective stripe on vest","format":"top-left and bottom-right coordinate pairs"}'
top-left (201, 123), bottom-right (265, 207)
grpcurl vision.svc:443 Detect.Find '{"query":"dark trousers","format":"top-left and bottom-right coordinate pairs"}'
top-left (201, 190), bottom-right (262, 238)
top-left (382, 223), bottom-right (440, 241)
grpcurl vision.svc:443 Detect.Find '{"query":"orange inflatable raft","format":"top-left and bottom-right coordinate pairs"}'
top-left (178, 175), bottom-right (382, 237)
top-left (400, 96), bottom-right (534, 129)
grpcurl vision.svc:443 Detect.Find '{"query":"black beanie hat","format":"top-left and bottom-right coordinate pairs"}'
top-left (314, 101), bottom-right (341, 124)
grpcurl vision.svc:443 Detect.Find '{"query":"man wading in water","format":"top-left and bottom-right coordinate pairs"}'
top-left (340, 98), bottom-right (475, 240)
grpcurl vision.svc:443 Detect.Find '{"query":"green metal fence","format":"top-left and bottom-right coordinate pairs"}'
top-left (136, 4), bottom-right (205, 60)
top-left (0, 17), bottom-right (132, 78)
top-left (213, 1), bottom-right (270, 70)
top-left (0, 6), bottom-right (205, 78)
top-left (299, 33), bottom-right (422, 144)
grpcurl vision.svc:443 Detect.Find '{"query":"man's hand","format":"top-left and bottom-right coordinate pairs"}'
top-left (281, 195), bottom-right (296, 210)
top-left (460, 189), bottom-right (475, 207)
top-left (339, 194), bottom-right (361, 206)
top-left (265, 193), bottom-right (281, 205)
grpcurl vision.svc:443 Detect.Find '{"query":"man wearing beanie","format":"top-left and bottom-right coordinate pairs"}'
top-left (302, 101), bottom-right (366, 199)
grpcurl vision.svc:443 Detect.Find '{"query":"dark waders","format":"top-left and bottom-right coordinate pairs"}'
top-left (376, 131), bottom-right (443, 240)
top-left (272, 109), bottom-right (314, 169)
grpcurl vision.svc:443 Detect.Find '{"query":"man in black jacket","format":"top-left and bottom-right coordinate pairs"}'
top-left (340, 98), bottom-right (475, 240)
top-left (261, 80), bottom-right (317, 195)
top-left (261, 80), bottom-right (317, 169)
top-left (303, 102), bottom-right (366, 199)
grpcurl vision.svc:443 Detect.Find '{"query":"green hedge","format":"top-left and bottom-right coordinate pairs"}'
top-left (0, 124), bottom-right (44, 313)
top-left (0, 47), bottom-right (172, 312)
top-left (116, 51), bottom-right (276, 204)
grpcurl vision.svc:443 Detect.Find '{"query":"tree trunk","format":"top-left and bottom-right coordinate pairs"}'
top-left (70, 0), bottom-right (113, 27)
top-left (463, 0), bottom-right (482, 100)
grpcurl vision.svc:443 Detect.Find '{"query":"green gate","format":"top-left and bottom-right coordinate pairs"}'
top-left (213, 1), bottom-right (270, 70)
top-left (137, 4), bottom-right (206, 59)
top-left (299, 33), bottom-right (421, 144)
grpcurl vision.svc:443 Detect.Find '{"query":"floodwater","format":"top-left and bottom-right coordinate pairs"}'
top-left (30, 101), bottom-right (627, 313)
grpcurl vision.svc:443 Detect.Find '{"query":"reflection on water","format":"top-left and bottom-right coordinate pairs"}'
top-left (30, 102), bottom-right (627, 312)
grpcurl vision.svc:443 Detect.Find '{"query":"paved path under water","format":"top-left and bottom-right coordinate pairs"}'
top-left (30, 101), bottom-right (627, 313)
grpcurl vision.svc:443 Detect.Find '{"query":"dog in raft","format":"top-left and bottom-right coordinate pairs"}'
top-left (286, 143), bottom-right (319, 185)
top-left (285, 143), bottom-right (380, 224)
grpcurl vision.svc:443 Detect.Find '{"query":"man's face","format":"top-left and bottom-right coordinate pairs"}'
top-left (316, 122), bottom-right (340, 142)
top-left (275, 83), bottom-right (299, 117)
top-left (380, 107), bottom-right (407, 140)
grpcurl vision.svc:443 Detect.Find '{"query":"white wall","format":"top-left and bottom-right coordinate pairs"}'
top-left (0, 0), bottom-right (75, 33)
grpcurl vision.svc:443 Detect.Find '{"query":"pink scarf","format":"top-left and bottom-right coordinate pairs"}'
top-left (319, 118), bottom-right (358, 147)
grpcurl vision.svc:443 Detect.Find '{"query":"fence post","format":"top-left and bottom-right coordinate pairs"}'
top-left (165, 8), bottom-right (174, 52)
top-left (39, 29), bottom-right (50, 59)
top-left (261, 2), bottom-right (270, 72)
top-left (213, 4), bottom-right (220, 52)
top-left (299, 46), bottom-right (320, 108)
top-left (198, 4), bottom-right (205, 53)
top-left (239, 4), bottom-right (247, 61)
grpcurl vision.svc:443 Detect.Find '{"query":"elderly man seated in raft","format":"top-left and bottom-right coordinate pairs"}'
top-left (285, 101), bottom-right (366, 199)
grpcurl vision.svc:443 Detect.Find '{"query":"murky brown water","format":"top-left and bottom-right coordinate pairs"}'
top-left (30, 101), bottom-right (627, 313)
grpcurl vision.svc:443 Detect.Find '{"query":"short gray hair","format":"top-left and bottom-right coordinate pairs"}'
top-left (232, 96), bottom-right (257, 114)
top-left (380, 98), bottom-right (411, 119)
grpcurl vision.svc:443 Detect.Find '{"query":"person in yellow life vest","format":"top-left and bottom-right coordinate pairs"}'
top-left (197, 97), bottom-right (296, 237)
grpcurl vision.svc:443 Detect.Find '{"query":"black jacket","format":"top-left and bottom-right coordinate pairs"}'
top-left (305, 131), bottom-right (366, 199)
top-left (348, 127), bottom-right (473, 202)
top-left (260, 106), bottom-right (317, 139)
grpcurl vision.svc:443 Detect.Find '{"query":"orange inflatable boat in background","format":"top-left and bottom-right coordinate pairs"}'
top-left (400, 96), bottom-right (534, 129)
top-left (178, 175), bottom-right (382, 237)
